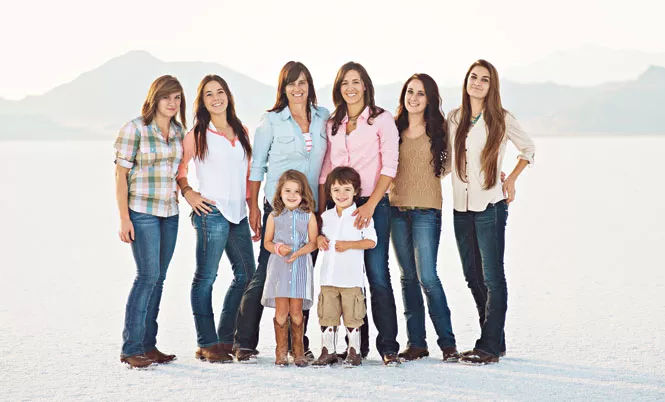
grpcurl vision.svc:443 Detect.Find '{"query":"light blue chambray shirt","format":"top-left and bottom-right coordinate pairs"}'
top-left (250, 105), bottom-right (330, 210)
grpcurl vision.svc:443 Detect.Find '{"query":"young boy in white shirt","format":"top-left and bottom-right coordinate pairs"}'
top-left (313, 166), bottom-right (377, 366)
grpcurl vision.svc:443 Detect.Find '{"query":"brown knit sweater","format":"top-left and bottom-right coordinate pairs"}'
top-left (389, 133), bottom-right (450, 209)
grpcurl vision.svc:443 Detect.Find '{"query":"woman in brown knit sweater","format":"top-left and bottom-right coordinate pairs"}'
top-left (389, 73), bottom-right (460, 363)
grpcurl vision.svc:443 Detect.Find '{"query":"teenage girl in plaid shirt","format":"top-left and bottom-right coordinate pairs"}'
top-left (114, 75), bottom-right (187, 368)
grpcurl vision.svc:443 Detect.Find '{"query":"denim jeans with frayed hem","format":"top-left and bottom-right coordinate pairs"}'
top-left (191, 207), bottom-right (256, 347)
top-left (391, 207), bottom-right (456, 350)
top-left (121, 209), bottom-right (178, 357)
top-left (454, 200), bottom-right (508, 357)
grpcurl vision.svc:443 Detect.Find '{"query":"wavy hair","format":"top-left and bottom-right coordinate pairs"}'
top-left (394, 73), bottom-right (448, 177)
top-left (453, 59), bottom-right (506, 189)
top-left (192, 75), bottom-right (251, 161)
top-left (272, 169), bottom-right (315, 215)
top-left (329, 62), bottom-right (384, 136)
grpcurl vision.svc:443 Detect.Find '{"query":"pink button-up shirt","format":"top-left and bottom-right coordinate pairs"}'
top-left (319, 107), bottom-right (399, 197)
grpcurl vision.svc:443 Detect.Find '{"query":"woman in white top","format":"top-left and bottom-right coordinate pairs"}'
top-left (177, 75), bottom-right (257, 363)
top-left (448, 60), bottom-right (535, 364)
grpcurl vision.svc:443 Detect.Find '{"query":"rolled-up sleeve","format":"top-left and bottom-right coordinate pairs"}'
top-left (377, 113), bottom-right (399, 178)
top-left (249, 114), bottom-right (272, 182)
top-left (506, 113), bottom-right (535, 165)
top-left (114, 121), bottom-right (139, 168)
top-left (361, 219), bottom-right (377, 249)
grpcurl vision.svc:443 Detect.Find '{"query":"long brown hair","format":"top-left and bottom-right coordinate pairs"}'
top-left (453, 59), bottom-right (506, 189)
top-left (329, 62), bottom-right (384, 136)
top-left (268, 61), bottom-right (318, 122)
top-left (272, 169), bottom-right (315, 215)
top-left (395, 73), bottom-right (448, 177)
top-left (192, 75), bottom-right (251, 161)
top-left (141, 75), bottom-right (187, 129)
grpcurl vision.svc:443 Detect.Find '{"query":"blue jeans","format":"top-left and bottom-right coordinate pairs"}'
top-left (233, 200), bottom-right (313, 351)
top-left (360, 195), bottom-right (400, 356)
top-left (191, 207), bottom-right (256, 347)
top-left (390, 207), bottom-right (456, 350)
top-left (121, 209), bottom-right (178, 357)
top-left (453, 200), bottom-right (508, 357)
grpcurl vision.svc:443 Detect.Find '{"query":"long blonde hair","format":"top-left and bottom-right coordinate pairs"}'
top-left (272, 170), bottom-right (315, 215)
top-left (454, 60), bottom-right (506, 189)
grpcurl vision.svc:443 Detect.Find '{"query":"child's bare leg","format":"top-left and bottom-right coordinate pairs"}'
top-left (275, 298), bottom-right (289, 325)
top-left (289, 299), bottom-right (304, 326)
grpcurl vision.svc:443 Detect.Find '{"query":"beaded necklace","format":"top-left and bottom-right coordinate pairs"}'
top-left (470, 112), bottom-right (482, 126)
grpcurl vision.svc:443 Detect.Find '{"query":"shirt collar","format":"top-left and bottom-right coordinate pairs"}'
top-left (149, 120), bottom-right (177, 138)
top-left (342, 106), bottom-right (370, 124)
top-left (278, 105), bottom-right (322, 121)
top-left (336, 203), bottom-right (357, 218)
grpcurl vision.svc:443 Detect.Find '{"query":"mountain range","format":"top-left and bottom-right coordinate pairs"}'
top-left (1, 50), bottom-right (663, 140)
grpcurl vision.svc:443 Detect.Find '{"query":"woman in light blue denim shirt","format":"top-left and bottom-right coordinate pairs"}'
top-left (233, 61), bottom-right (329, 362)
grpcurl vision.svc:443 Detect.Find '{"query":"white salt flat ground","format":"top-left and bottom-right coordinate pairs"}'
top-left (0, 137), bottom-right (664, 401)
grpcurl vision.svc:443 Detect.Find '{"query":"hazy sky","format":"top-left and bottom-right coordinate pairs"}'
top-left (2, 0), bottom-right (663, 99)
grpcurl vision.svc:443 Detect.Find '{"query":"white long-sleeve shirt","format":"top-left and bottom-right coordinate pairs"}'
top-left (448, 110), bottom-right (535, 212)
top-left (319, 204), bottom-right (377, 288)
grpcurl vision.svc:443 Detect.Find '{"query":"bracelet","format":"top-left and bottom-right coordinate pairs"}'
top-left (274, 243), bottom-right (284, 256)
top-left (181, 186), bottom-right (193, 197)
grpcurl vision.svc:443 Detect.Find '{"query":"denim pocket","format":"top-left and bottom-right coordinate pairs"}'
top-left (353, 293), bottom-right (366, 320)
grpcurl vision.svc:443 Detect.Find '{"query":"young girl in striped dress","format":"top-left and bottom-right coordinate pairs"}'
top-left (262, 169), bottom-right (318, 367)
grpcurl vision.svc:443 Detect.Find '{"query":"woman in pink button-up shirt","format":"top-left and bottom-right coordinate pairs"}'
top-left (318, 61), bottom-right (401, 365)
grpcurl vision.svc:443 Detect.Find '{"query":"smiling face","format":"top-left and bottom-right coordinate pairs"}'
top-left (156, 92), bottom-right (182, 120)
top-left (285, 72), bottom-right (309, 106)
top-left (466, 66), bottom-right (491, 100)
top-left (280, 180), bottom-right (303, 210)
top-left (330, 181), bottom-right (357, 210)
top-left (404, 79), bottom-right (427, 114)
top-left (202, 80), bottom-right (228, 115)
top-left (340, 69), bottom-right (365, 107)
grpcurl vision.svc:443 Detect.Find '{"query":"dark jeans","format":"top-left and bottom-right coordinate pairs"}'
top-left (391, 207), bottom-right (456, 350)
top-left (121, 210), bottom-right (178, 357)
top-left (233, 200), bottom-right (313, 351)
top-left (453, 200), bottom-right (508, 357)
top-left (190, 208), bottom-right (256, 347)
top-left (357, 195), bottom-right (400, 356)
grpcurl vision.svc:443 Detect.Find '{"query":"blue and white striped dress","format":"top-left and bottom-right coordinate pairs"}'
top-left (262, 208), bottom-right (314, 310)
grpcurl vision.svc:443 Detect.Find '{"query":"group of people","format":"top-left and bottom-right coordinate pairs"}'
top-left (113, 59), bottom-right (535, 369)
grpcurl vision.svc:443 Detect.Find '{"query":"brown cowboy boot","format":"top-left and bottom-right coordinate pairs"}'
top-left (290, 318), bottom-right (308, 367)
top-left (195, 345), bottom-right (233, 363)
top-left (344, 327), bottom-right (362, 366)
top-left (145, 348), bottom-right (177, 364)
top-left (313, 326), bottom-right (339, 366)
top-left (274, 318), bottom-right (289, 366)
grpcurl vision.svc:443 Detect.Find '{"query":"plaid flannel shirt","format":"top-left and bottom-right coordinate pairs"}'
top-left (114, 117), bottom-right (184, 217)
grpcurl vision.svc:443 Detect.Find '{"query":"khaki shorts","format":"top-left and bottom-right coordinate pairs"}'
top-left (317, 286), bottom-right (366, 328)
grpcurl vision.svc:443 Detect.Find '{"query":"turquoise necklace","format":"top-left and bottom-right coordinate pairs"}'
top-left (470, 112), bottom-right (482, 126)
